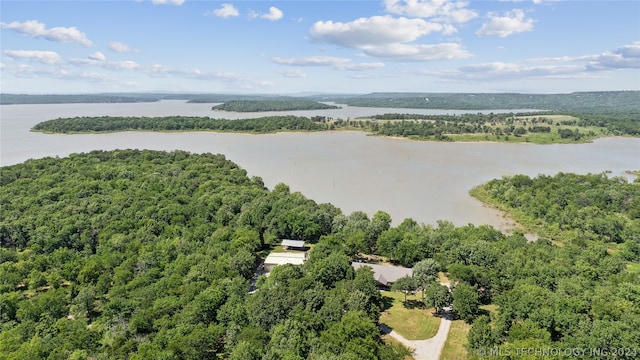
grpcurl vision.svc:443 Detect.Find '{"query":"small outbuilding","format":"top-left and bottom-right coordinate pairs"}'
top-left (351, 262), bottom-right (413, 287)
top-left (263, 252), bottom-right (307, 272)
top-left (280, 239), bottom-right (306, 250)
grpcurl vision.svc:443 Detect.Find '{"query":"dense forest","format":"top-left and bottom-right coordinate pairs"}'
top-left (211, 100), bottom-right (339, 112)
top-left (32, 116), bottom-right (326, 134)
top-left (32, 111), bottom-right (640, 143)
top-left (0, 150), bottom-right (413, 359)
top-left (471, 172), bottom-right (640, 247)
top-left (329, 91), bottom-right (640, 113)
top-left (1, 150), bottom-right (639, 359)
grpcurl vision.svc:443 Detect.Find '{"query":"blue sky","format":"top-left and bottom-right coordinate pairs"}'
top-left (1, 0), bottom-right (639, 94)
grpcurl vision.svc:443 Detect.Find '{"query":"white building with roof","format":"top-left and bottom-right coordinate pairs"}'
top-left (263, 252), bottom-right (307, 272)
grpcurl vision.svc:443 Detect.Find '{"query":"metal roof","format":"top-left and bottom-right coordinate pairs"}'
top-left (264, 252), bottom-right (306, 266)
top-left (280, 239), bottom-right (306, 248)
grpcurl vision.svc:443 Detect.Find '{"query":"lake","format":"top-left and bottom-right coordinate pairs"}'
top-left (2, 100), bottom-right (639, 230)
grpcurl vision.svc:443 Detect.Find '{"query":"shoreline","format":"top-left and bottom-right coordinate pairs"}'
top-left (30, 126), bottom-right (635, 145)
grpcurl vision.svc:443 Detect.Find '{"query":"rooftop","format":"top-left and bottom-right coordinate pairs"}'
top-left (352, 262), bottom-right (413, 286)
top-left (264, 251), bottom-right (307, 266)
top-left (280, 239), bottom-right (306, 248)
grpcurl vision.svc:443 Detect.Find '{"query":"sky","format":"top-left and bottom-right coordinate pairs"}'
top-left (1, 0), bottom-right (639, 94)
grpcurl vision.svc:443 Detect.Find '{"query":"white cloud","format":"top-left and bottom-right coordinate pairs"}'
top-left (88, 51), bottom-right (106, 61)
top-left (212, 4), bottom-right (239, 18)
top-left (70, 53), bottom-right (141, 70)
top-left (109, 41), bottom-right (138, 53)
top-left (476, 9), bottom-right (535, 37)
top-left (0, 20), bottom-right (93, 46)
top-left (424, 42), bottom-right (640, 83)
top-left (272, 56), bottom-right (351, 67)
top-left (310, 16), bottom-right (443, 48)
top-left (384, 0), bottom-right (478, 23)
top-left (341, 62), bottom-right (386, 71)
top-left (272, 56), bottom-right (385, 71)
top-left (362, 42), bottom-right (472, 61)
top-left (586, 41), bottom-right (640, 70)
top-left (3, 50), bottom-right (63, 65)
top-left (261, 7), bottom-right (284, 21)
top-left (278, 69), bottom-right (307, 78)
top-left (151, 0), bottom-right (185, 5)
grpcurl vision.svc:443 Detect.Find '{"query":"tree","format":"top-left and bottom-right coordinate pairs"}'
top-left (452, 282), bottom-right (480, 323)
top-left (391, 275), bottom-right (416, 302)
top-left (466, 315), bottom-right (499, 351)
top-left (412, 259), bottom-right (440, 299)
top-left (424, 283), bottom-right (452, 315)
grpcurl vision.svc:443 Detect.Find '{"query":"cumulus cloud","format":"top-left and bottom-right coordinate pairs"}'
top-left (308, 15), bottom-right (470, 61)
top-left (310, 16), bottom-right (443, 48)
top-left (88, 51), bottom-right (106, 61)
top-left (425, 42), bottom-right (640, 82)
top-left (0, 20), bottom-right (93, 46)
top-left (476, 9), bottom-right (535, 37)
top-left (363, 42), bottom-right (472, 61)
top-left (261, 7), bottom-right (284, 21)
top-left (384, 0), bottom-right (478, 23)
top-left (211, 4), bottom-right (239, 18)
top-left (3, 50), bottom-right (63, 65)
top-left (151, 0), bottom-right (185, 5)
top-left (586, 41), bottom-right (640, 70)
top-left (109, 41), bottom-right (138, 53)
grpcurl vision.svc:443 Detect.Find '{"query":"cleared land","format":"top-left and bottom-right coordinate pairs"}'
top-left (440, 320), bottom-right (471, 360)
top-left (380, 290), bottom-right (441, 340)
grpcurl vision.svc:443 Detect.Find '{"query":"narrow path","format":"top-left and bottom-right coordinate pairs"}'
top-left (381, 308), bottom-right (453, 360)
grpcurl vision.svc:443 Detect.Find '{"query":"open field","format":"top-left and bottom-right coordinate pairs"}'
top-left (440, 320), bottom-right (471, 360)
top-left (380, 290), bottom-right (441, 340)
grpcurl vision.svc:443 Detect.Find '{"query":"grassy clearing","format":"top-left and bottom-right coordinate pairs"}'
top-left (480, 304), bottom-right (499, 316)
top-left (381, 335), bottom-right (416, 360)
top-left (380, 290), bottom-right (441, 340)
top-left (440, 320), bottom-right (471, 360)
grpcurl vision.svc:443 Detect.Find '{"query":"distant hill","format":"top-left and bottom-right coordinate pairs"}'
top-left (211, 100), bottom-right (339, 112)
top-left (2, 91), bottom-right (639, 113)
top-left (325, 91), bottom-right (640, 113)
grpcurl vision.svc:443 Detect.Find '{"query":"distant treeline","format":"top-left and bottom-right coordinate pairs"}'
top-left (472, 172), bottom-right (640, 244)
top-left (211, 100), bottom-right (339, 112)
top-left (5, 91), bottom-right (640, 112)
top-left (0, 94), bottom-right (159, 105)
top-left (32, 116), bottom-right (326, 134)
top-left (328, 91), bottom-right (640, 113)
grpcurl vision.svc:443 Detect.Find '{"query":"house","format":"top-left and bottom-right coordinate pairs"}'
top-left (263, 252), bottom-right (307, 272)
top-left (351, 262), bottom-right (413, 287)
top-left (280, 239), bottom-right (306, 250)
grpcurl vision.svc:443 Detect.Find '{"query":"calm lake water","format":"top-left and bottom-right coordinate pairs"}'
top-left (2, 100), bottom-right (639, 230)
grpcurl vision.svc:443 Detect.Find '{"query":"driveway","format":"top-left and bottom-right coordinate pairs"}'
top-left (381, 307), bottom-right (454, 360)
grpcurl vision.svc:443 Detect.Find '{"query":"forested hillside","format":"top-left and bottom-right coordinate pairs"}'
top-left (471, 172), bottom-right (640, 245)
top-left (211, 100), bottom-right (339, 112)
top-left (0, 150), bottom-right (408, 359)
top-left (332, 91), bottom-right (640, 112)
top-left (2, 151), bottom-right (639, 359)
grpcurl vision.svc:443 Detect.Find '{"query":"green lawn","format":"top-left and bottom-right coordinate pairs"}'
top-left (380, 290), bottom-right (441, 340)
top-left (381, 335), bottom-right (415, 360)
top-left (440, 319), bottom-right (471, 360)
